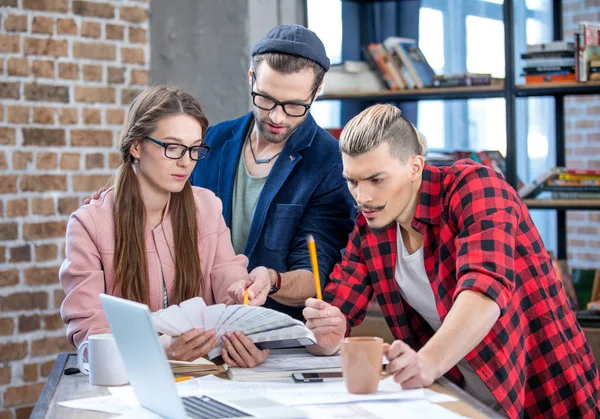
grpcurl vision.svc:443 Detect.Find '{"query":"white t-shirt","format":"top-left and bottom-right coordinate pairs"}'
top-left (394, 224), bottom-right (500, 409)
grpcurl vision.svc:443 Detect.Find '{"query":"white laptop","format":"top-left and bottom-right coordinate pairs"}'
top-left (99, 294), bottom-right (307, 419)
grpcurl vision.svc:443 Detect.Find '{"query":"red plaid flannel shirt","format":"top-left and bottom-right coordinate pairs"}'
top-left (324, 160), bottom-right (600, 418)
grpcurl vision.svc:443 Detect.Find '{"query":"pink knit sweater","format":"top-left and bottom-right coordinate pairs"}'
top-left (59, 187), bottom-right (249, 347)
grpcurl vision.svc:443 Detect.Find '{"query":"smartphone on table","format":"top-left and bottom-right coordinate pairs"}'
top-left (292, 372), bottom-right (344, 383)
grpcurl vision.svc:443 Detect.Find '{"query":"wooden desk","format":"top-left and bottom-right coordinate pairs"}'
top-left (31, 353), bottom-right (502, 419)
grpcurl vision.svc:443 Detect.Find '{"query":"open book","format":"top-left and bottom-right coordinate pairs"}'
top-left (151, 297), bottom-right (316, 360)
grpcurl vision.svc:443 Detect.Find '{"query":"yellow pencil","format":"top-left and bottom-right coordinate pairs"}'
top-left (243, 288), bottom-right (249, 305)
top-left (174, 376), bottom-right (192, 383)
top-left (307, 234), bottom-right (322, 300)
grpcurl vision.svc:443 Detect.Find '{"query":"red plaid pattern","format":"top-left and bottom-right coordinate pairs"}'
top-left (324, 160), bottom-right (600, 418)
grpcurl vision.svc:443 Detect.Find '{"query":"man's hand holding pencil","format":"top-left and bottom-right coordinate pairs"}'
top-left (303, 298), bottom-right (347, 353)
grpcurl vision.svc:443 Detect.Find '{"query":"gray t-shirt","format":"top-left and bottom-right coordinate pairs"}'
top-left (231, 127), bottom-right (267, 254)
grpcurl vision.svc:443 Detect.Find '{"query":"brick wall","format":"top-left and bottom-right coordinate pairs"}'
top-left (0, 0), bottom-right (149, 417)
top-left (563, 0), bottom-right (600, 269)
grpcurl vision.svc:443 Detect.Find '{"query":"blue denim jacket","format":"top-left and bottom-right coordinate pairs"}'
top-left (190, 113), bottom-right (355, 319)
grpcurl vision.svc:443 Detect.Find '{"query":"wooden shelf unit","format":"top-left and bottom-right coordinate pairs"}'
top-left (523, 199), bottom-right (600, 210)
top-left (318, 80), bottom-right (505, 102)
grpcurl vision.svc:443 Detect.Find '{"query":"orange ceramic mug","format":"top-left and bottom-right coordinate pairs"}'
top-left (340, 336), bottom-right (390, 394)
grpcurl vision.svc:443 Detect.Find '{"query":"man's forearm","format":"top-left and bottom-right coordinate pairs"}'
top-left (418, 290), bottom-right (501, 378)
top-left (269, 269), bottom-right (316, 306)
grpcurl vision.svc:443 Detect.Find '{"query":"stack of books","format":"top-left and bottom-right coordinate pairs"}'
top-left (521, 41), bottom-right (576, 84)
top-left (577, 21), bottom-right (600, 82)
top-left (363, 37), bottom-right (436, 89)
top-left (518, 168), bottom-right (600, 199)
top-left (432, 73), bottom-right (492, 88)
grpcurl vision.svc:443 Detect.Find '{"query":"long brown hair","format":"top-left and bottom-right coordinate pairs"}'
top-left (113, 85), bottom-right (209, 305)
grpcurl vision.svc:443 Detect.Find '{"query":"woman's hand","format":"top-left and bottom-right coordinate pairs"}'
top-left (221, 331), bottom-right (269, 368)
top-left (227, 266), bottom-right (271, 306)
top-left (165, 328), bottom-right (217, 362)
top-left (83, 187), bottom-right (106, 205)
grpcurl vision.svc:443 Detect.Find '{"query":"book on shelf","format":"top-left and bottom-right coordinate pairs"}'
top-left (432, 73), bottom-right (492, 87)
top-left (384, 42), bottom-right (416, 89)
top-left (151, 297), bottom-right (316, 361)
top-left (383, 36), bottom-right (436, 88)
top-left (522, 41), bottom-right (576, 84)
top-left (364, 43), bottom-right (401, 91)
top-left (526, 41), bottom-right (575, 54)
top-left (518, 168), bottom-right (600, 199)
top-left (577, 21), bottom-right (600, 82)
top-left (525, 73), bottom-right (577, 83)
top-left (523, 57), bottom-right (575, 69)
top-left (522, 67), bottom-right (575, 75)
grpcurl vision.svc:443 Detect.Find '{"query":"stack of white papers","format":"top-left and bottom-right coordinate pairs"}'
top-left (151, 298), bottom-right (316, 359)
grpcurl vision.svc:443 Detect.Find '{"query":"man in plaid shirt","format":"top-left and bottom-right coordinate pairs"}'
top-left (304, 104), bottom-right (600, 418)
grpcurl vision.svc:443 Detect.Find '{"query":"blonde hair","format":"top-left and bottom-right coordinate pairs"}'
top-left (339, 104), bottom-right (427, 160)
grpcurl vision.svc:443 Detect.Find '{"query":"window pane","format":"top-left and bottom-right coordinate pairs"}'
top-left (466, 15), bottom-right (505, 78)
top-left (307, 0), bottom-right (342, 64)
top-left (526, 17), bottom-right (549, 46)
top-left (526, 0), bottom-right (550, 11)
top-left (419, 7), bottom-right (445, 73)
top-left (307, 0), bottom-right (342, 128)
top-left (417, 101), bottom-right (445, 149)
top-left (311, 100), bottom-right (341, 129)
top-left (468, 98), bottom-right (507, 154)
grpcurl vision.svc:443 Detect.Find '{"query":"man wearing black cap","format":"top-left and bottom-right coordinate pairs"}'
top-left (190, 25), bottom-right (355, 367)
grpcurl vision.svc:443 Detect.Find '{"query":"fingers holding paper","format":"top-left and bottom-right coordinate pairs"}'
top-left (385, 340), bottom-right (437, 389)
top-left (221, 331), bottom-right (269, 368)
top-left (166, 328), bottom-right (217, 362)
top-left (303, 298), bottom-right (346, 350)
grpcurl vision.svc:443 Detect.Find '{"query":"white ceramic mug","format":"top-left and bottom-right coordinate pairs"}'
top-left (77, 334), bottom-right (129, 386)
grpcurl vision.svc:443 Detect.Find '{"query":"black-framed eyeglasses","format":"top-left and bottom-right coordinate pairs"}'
top-left (145, 136), bottom-right (210, 161)
top-left (250, 73), bottom-right (318, 117)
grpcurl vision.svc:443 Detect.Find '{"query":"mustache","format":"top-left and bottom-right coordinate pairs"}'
top-left (355, 203), bottom-right (386, 212)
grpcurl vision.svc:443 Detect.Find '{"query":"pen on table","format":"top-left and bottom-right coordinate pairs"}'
top-left (243, 288), bottom-right (249, 305)
top-left (174, 376), bottom-right (192, 383)
top-left (307, 234), bottom-right (322, 300)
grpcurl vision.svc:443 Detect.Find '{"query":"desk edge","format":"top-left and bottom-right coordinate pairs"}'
top-left (32, 353), bottom-right (503, 418)
top-left (31, 352), bottom-right (73, 419)
top-left (437, 376), bottom-right (504, 418)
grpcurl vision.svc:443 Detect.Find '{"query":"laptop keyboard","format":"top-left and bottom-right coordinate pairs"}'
top-left (182, 395), bottom-right (252, 418)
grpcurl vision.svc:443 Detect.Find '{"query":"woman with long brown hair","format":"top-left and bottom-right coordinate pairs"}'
top-left (60, 86), bottom-right (271, 362)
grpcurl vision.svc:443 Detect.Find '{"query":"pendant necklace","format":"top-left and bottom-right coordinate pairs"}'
top-left (249, 134), bottom-right (282, 164)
